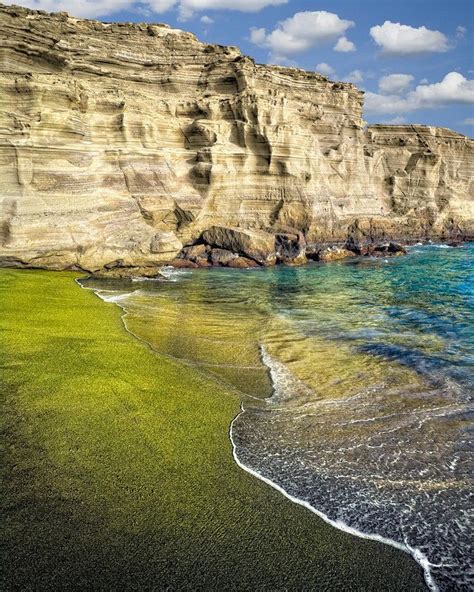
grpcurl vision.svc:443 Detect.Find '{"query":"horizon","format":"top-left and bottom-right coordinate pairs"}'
top-left (2, 0), bottom-right (473, 137)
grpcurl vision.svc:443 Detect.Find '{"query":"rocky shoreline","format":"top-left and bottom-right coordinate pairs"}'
top-left (89, 226), bottom-right (468, 278)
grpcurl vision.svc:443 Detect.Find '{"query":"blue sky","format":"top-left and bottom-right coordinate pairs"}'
top-left (7, 0), bottom-right (474, 136)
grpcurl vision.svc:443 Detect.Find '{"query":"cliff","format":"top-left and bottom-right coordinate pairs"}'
top-left (0, 3), bottom-right (473, 271)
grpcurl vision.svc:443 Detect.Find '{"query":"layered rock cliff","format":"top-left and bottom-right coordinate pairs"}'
top-left (0, 3), bottom-right (473, 271)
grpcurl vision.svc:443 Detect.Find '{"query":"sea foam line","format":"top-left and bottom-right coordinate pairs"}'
top-left (229, 406), bottom-right (438, 592)
top-left (236, 345), bottom-right (441, 592)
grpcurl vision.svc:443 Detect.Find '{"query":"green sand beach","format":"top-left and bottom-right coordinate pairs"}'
top-left (1, 269), bottom-right (426, 590)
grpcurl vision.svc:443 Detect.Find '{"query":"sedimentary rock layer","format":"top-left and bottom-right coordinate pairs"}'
top-left (0, 3), bottom-right (472, 271)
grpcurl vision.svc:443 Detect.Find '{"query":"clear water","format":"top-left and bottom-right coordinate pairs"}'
top-left (84, 244), bottom-right (474, 591)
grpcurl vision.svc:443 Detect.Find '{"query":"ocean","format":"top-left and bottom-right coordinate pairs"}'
top-left (83, 243), bottom-right (473, 591)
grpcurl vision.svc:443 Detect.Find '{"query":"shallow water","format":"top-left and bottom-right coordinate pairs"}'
top-left (84, 244), bottom-right (473, 591)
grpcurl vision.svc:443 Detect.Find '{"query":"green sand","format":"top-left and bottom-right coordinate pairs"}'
top-left (1, 269), bottom-right (426, 590)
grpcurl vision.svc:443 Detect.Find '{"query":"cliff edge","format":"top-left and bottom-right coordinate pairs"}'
top-left (0, 3), bottom-right (473, 271)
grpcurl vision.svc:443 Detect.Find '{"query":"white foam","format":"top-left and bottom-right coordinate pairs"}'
top-left (160, 265), bottom-right (190, 281)
top-left (131, 276), bottom-right (162, 283)
top-left (238, 347), bottom-right (442, 591)
top-left (260, 344), bottom-right (314, 403)
top-left (229, 406), bottom-right (438, 592)
top-left (97, 291), bottom-right (135, 304)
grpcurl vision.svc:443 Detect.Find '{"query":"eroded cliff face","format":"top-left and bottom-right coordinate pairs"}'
top-left (0, 3), bottom-right (473, 271)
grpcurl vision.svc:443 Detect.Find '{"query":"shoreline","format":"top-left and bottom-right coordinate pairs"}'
top-left (0, 237), bottom-right (470, 279)
top-left (230, 405), bottom-right (438, 592)
top-left (83, 276), bottom-right (436, 590)
top-left (1, 269), bottom-right (428, 590)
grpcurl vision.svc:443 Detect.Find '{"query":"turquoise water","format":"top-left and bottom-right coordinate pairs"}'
top-left (85, 243), bottom-right (473, 591)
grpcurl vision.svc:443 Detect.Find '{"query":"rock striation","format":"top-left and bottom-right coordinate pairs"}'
top-left (0, 3), bottom-right (473, 272)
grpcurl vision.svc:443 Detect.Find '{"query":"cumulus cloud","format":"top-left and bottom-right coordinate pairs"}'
top-left (345, 70), bottom-right (364, 84)
top-left (365, 72), bottom-right (474, 114)
top-left (370, 21), bottom-right (449, 55)
top-left (250, 11), bottom-right (354, 57)
top-left (2, 0), bottom-right (286, 19)
top-left (315, 63), bottom-right (336, 77)
top-left (334, 36), bottom-right (356, 52)
top-left (378, 73), bottom-right (414, 94)
top-left (250, 27), bottom-right (267, 45)
top-left (200, 15), bottom-right (213, 24)
top-left (456, 25), bottom-right (466, 39)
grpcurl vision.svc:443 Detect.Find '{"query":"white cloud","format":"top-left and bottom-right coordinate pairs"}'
top-left (2, 0), bottom-right (286, 19)
top-left (269, 55), bottom-right (298, 67)
top-left (178, 0), bottom-right (287, 18)
top-left (250, 11), bottom-right (354, 57)
top-left (200, 15), bottom-right (213, 24)
top-left (456, 25), bottom-right (466, 39)
top-left (345, 70), bottom-right (364, 84)
top-left (383, 116), bottom-right (407, 124)
top-left (463, 117), bottom-right (474, 125)
top-left (370, 21), bottom-right (449, 55)
top-left (378, 73), bottom-right (414, 94)
top-left (334, 36), bottom-right (356, 52)
top-left (365, 72), bottom-right (474, 114)
top-left (250, 27), bottom-right (267, 45)
top-left (420, 78), bottom-right (429, 84)
top-left (315, 62), bottom-right (335, 77)
top-left (148, 0), bottom-right (178, 11)
top-left (414, 72), bottom-right (474, 105)
top-left (180, 0), bottom-right (286, 11)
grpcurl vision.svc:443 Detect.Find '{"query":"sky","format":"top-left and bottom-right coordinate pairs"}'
top-left (5, 0), bottom-right (474, 136)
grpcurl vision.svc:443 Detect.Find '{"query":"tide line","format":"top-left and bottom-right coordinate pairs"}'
top-left (229, 404), bottom-right (439, 592)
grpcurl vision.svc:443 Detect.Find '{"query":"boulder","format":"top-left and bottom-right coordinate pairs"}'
top-left (210, 248), bottom-right (239, 266)
top-left (92, 266), bottom-right (163, 279)
top-left (202, 226), bottom-right (276, 266)
top-left (275, 228), bottom-right (307, 265)
top-left (316, 247), bottom-right (356, 262)
top-left (371, 242), bottom-right (407, 257)
top-left (387, 241), bottom-right (407, 255)
top-left (169, 258), bottom-right (198, 268)
top-left (227, 256), bottom-right (259, 269)
top-left (181, 244), bottom-right (208, 261)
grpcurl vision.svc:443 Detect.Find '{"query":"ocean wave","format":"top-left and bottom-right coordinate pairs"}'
top-left (160, 266), bottom-right (191, 281)
top-left (230, 404), bottom-right (439, 592)
top-left (230, 347), bottom-right (472, 591)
